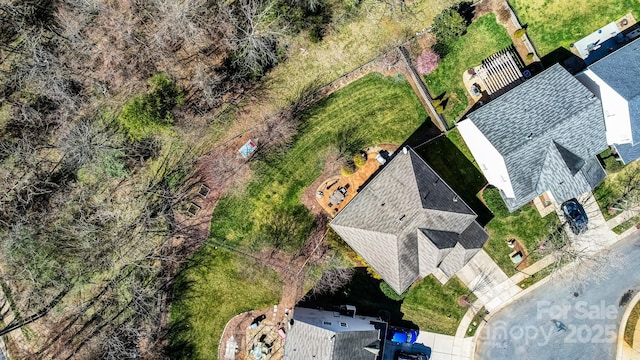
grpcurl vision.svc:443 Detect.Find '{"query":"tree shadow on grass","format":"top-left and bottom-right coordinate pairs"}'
top-left (297, 268), bottom-right (417, 329)
top-left (415, 136), bottom-right (493, 225)
top-left (401, 117), bottom-right (442, 148)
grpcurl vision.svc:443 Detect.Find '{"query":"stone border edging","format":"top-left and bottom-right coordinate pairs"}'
top-left (217, 312), bottom-right (248, 360)
top-left (616, 290), bottom-right (640, 359)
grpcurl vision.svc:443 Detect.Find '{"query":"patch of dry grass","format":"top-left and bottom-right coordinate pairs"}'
top-left (244, 0), bottom-right (460, 121)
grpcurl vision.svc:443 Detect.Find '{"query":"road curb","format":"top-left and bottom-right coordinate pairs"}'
top-left (469, 273), bottom-right (555, 359)
top-left (616, 290), bottom-right (640, 359)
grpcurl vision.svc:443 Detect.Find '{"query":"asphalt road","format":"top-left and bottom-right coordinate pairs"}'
top-left (476, 232), bottom-right (640, 360)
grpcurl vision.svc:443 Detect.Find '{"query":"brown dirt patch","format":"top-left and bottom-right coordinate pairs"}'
top-left (218, 216), bottom-right (331, 360)
top-left (458, 295), bottom-right (473, 307)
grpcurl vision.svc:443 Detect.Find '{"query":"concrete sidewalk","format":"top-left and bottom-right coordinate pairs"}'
top-left (607, 208), bottom-right (640, 229)
top-left (456, 250), bottom-right (521, 312)
top-left (420, 191), bottom-right (636, 360)
top-left (416, 331), bottom-right (473, 360)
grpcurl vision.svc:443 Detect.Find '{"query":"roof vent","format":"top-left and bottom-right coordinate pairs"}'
top-left (453, 196), bottom-right (458, 202)
top-left (397, 214), bottom-right (406, 222)
top-left (381, 202), bottom-right (385, 207)
top-left (402, 147), bottom-right (408, 154)
top-left (526, 133), bottom-right (533, 140)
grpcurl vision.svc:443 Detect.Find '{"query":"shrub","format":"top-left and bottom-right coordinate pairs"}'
top-left (415, 49), bottom-right (440, 75)
top-left (435, 104), bottom-right (444, 114)
top-left (380, 281), bottom-right (406, 301)
top-left (514, 28), bottom-right (526, 38)
top-left (341, 160), bottom-right (356, 176)
top-left (526, 52), bottom-right (534, 61)
top-left (353, 152), bottom-right (367, 168)
top-left (432, 8), bottom-right (467, 51)
top-left (483, 186), bottom-right (509, 217)
top-left (351, 253), bottom-right (382, 279)
top-left (431, 99), bottom-right (441, 107)
top-left (118, 73), bottom-right (184, 140)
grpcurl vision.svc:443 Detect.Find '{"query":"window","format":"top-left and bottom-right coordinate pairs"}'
top-left (340, 322), bottom-right (348, 328)
top-left (323, 321), bottom-right (332, 326)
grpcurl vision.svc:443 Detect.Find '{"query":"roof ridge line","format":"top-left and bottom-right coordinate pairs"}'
top-left (407, 147), bottom-right (477, 217)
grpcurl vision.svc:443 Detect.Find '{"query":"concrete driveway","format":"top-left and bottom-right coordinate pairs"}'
top-left (555, 192), bottom-right (617, 252)
top-left (475, 231), bottom-right (640, 360)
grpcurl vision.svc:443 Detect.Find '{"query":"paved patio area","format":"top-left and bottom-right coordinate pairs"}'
top-left (315, 145), bottom-right (397, 217)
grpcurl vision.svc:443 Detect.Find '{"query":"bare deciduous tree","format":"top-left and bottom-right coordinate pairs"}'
top-left (536, 223), bottom-right (620, 291)
top-left (221, 0), bottom-right (287, 76)
top-left (148, 0), bottom-right (213, 53)
top-left (307, 265), bottom-right (355, 296)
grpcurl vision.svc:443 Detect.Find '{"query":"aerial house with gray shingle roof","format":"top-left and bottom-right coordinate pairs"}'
top-left (330, 147), bottom-right (488, 295)
top-left (457, 64), bottom-right (608, 212)
top-left (283, 307), bottom-right (381, 360)
top-left (575, 37), bottom-right (640, 164)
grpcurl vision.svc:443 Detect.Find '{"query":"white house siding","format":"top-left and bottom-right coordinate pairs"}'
top-left (575, 69), bottom-right (632, 145)
top-left (457, 119), bottom-right (515, 198)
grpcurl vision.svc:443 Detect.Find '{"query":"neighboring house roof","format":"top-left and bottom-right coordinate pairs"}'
top-left (330, 147), bottom-right (488, 294)
top-left (464, 64), bottom-right (607, 211)
top-left (283, 307), bottom-right (380, 360)
top-left (588, 38), bottom-right (640, 162)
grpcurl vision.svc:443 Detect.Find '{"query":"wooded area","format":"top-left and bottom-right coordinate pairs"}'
top-left (0, 0), bottom-right (452, 357)
top-left (0, 0), bottom-right (348, 357)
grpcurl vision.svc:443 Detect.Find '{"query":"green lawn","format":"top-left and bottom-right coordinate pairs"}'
top-left (401, 276), bottom-right (474, 335)
top-left (300, 268), bottom-right (473, 336)
top-left (481, 187), bottom-right (560, 276)
top-left (517, 264), bottom-right (552, 288)
top-left (417, 133), bottom-right (560, 276)
top-left (424, 14), bottom-right (513, 124)
top-left (168, 248), bottom-right (282, 359)
top-left (210, 73), bottom-right (428, 250)
top-left (416, 134), bottom-right (491, 225)
top-left (593, 160), bottom-right (640, 220)
top-left (465, 306), bottom-right (486, 337)
top-left (170, 73), bottom-right (428, 358)
top-left (625, 298), bottom-right (640, 345)
top-left (446, 128), bottom-right (480, 171)
top-left (613, 215), bottom-right (640, 234)
top-left (511, 0), bottom-right (640, 57)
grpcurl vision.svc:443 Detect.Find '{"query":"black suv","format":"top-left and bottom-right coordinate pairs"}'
top-left (394, 351), bottom-right (429, 360)
top-left (561, 199), bottom-right (588, 234)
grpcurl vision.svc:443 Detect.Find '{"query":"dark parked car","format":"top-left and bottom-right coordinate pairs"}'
top-left (387, 327), bottom-right (418, 344)
top-left (561, 199), bottom-right (588, 234)
top-left (395, 351), bottom-right (429, 360)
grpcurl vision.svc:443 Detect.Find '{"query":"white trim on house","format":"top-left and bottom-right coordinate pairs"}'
top-left (457, 119), bottom-right (515, 198)
top-left (575, 69), bottom-right (633, 145)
